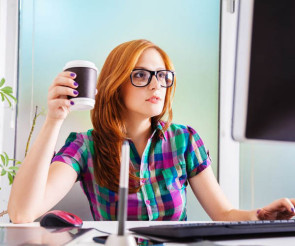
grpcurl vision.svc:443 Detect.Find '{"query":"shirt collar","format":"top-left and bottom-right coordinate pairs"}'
top-left (150, 121), bottom-right (167, 141)
top-left (126, 121), bottom-right (167, 142)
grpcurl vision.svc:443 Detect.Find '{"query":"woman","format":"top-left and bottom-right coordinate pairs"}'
top-left (8, 39), bottom-right (295, 223)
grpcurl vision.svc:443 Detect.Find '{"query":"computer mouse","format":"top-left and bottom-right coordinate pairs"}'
top-left (40, 210), bottom-right (83, 228)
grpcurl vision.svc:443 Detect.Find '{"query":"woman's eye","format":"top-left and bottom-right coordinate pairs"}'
top-left (158, 72), bottom-right (166, 79)
top-left (134, 72), bottom-right (144, 78)
top-left (134, 71), bottom-right (147, 80)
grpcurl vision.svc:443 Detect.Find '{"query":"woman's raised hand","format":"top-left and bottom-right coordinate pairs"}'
top-left (47, 71), bottom-right (78, 121)
top-left (257, 198), bottom-right (295, 220)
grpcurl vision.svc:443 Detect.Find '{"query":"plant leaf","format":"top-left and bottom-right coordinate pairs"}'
top-left (5, 93), bottom-right (17, 104)
top-left (9, 166), bottom-right (19, 171)
top-left (0, 154), bottom-right (4, 165)
top-left (1, 86), bottom-right (13, 94)
top-left (1, 169), bottom-right (6, 176)
top-left (0, 92), bottom-right (4, 102)
top-left (8, 158), bottom-right (21, 165)
top-left (0, 78), bottom-right (5, 88)
top-left (2, 94), bottom-right (12, 108)
top-left (3, 152), bottom-right (9, 166)
top-left (8, 172), bottom-right (13, 185)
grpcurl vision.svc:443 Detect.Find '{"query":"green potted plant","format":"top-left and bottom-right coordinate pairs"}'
top-left (0, 78), bottom-right (17, 108)
top-left (0, 77), bottom-right (20, 218)
top-left (0, 77), bottom-right (20, 185)
top-left (0, 77), bottom-right (45, 218)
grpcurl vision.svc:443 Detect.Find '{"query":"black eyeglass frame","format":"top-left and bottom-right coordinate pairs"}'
top-left (130, 68), bottom-right (175, 88)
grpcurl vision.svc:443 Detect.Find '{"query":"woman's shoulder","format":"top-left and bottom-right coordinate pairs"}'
top-left (65, 129), bottom-right (94, 144)
top-left (164, 122), bottom-right (199, 135)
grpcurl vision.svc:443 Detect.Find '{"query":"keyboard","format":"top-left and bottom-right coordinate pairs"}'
top-left (129, 219), bottom-right (295, 240)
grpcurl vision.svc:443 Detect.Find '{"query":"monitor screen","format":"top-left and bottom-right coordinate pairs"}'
top-left (232, 0), bottom-right (295, 142)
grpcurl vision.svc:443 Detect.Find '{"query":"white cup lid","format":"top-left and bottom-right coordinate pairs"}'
top-left (63, 60), bottom-right (98, 71)
top-left (70, 98), bottom-right (95, 111)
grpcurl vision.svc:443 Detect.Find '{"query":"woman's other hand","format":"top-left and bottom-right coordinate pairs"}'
top-left (257, 198), bottom-right (295, 220)
top-left (47, 71), bottom-right (78, 121)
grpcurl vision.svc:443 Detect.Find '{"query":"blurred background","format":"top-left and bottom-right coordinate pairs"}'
top-left (16, 0), bottom-right (220, 220)
top-left (1, 0), bottom-right (294, 223)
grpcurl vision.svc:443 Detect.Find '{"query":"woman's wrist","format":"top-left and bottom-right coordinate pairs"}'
top-left (256, 209), bottom-right (261, 220)
top-left (44, 116), bottom-right (64, 128)
top-left (244, 209), bottom-right (261, 221)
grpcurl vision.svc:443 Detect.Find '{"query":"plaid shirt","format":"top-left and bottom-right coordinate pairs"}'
top-left (52, 122), bottom-right (211, 221)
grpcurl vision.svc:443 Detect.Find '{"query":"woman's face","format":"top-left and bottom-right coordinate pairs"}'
top-left (121, 48), bottom-right (167, 121)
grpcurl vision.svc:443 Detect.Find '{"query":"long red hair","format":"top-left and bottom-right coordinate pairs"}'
top-left (91, 39), bottom-right (176, 193)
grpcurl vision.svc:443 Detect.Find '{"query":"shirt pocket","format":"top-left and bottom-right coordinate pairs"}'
top-left (161, 164), bottom-right (188, 191)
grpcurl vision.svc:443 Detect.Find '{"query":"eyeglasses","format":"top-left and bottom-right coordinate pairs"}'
top-left (130, 69), bottom-right (174, 88)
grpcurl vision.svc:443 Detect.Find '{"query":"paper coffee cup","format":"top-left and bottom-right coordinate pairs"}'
top-left (63, 60), bottom-right (98, 111)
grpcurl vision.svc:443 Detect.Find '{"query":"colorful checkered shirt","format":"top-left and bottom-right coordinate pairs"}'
top-left (52, 122), bottom-right (211, 221)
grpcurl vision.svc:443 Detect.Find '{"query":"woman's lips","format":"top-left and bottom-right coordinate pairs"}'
top-left (146, 96), bottom-right (161, 104)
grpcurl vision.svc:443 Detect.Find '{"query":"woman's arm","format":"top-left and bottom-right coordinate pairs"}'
top-left (8, 120), bottom-right (77, 223)
top-left (189, 166), bottom-right (295, 221)
top-left (8, 71), bottom-right (79, 223)
top-left (189, 166), bottom-right (257, 221)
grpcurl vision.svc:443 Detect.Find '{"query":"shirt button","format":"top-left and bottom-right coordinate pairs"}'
top-left (146, 200), bottom-right (150, 205)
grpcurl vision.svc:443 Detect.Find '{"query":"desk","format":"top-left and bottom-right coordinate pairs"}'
top-left (2, 221), bottom-right (295, 245)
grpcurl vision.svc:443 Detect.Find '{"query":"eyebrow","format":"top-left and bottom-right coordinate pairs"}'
top-left (134, 66), bottom-right (166, 70)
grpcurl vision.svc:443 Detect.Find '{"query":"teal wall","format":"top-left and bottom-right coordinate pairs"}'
top-left (240, 142), bottom-right (295, 210)
top-left (18, 0), bottom-right (220, 221)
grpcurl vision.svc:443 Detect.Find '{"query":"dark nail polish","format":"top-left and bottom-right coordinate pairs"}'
top-left (70, 72), bottom-right (76, 77)
top-left (292, 208), bottom-right (294, 213)
top-left (74, 82), bottom-right (79, 87)
top-left (73, 90), bottom-right (79, 95)
top-left (70, 101), bottom-right (74, 105)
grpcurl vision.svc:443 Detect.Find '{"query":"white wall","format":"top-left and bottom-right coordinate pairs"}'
top-left (0, 0), bottom-right (19, 222)
top-left (218, 0), bottom-right (240, 208)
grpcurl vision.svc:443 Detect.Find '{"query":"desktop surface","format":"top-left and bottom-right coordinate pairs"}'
top-left (1, 221), bottom-right (295, 245)
top-left (0, 226), bottom-right (92, 245)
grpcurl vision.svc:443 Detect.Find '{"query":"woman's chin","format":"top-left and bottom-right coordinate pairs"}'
top-left (148, 110), bottom-right (164, 119)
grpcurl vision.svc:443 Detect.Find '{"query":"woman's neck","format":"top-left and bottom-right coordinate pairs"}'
top-left (125, 117), bottom-right (152, 142)
top-left (124, 116), bottom-right (153, 158)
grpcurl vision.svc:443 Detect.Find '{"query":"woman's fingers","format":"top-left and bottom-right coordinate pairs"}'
top-left (46, 71), bottom-right (78, 121)
top-left (263, 198), bottom-right (294, 212)
top-left (48, 98), bottom-right (73, 110)
top-left (49, 72), bottom-right (78, 89)
top-left (281, 198), bottom-right (295, 213)
top-left (48, 71), bottom-right (79, 100)
top-left (272, 198), bottom-right (295, 213)
top-left (48, 85), bottom-right (79, 100)
top-left (290, 198), bottom-right (295, 209)
top-left (58, 71), bottom-right (76, 80)
top-left (258, 198), bottom-right (295, 220)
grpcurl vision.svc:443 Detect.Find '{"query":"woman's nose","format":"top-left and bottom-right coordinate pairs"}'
top-left (148, 75), bottom-right (161, 90)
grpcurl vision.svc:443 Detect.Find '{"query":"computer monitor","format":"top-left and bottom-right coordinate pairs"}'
top-left (232, 0), bottom-right (295, 142)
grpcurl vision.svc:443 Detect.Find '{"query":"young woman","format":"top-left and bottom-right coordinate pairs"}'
top-left (8, 39), bottom-right (295, 223)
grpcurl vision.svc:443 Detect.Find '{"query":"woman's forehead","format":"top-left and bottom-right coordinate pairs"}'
top-left (135, 48), bottom-right (165, 70)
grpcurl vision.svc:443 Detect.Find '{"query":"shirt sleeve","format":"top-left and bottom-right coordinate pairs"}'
top-left (185, 126), bottom-right (211, 178)
top-left (51, 132), bottom-right (88, 181)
